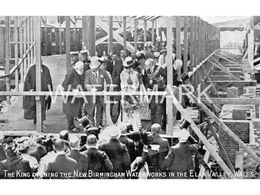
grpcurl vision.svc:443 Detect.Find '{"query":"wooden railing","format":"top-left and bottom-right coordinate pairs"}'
top-left (0, 16), bottom-right (37, 93)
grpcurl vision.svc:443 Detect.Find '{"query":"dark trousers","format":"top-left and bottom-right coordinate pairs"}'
top-left (150, 96), bottom-right (163, 125)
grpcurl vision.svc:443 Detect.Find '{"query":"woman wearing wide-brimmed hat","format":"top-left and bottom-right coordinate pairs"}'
top-left (120, 57), bottom-right (143, 131)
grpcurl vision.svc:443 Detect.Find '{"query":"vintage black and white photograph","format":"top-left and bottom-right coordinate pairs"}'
top-left (0, 14), bottom-right (260, 180)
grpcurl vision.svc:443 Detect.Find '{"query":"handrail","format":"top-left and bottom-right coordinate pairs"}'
top-left (0, 41), bottom-right (36, 79)
top-left (188, 49), bottom-right (219, 78)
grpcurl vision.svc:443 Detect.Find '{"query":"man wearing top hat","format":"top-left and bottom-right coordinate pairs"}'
top-left (62, 61), bottom-right (85, 132)
top-left (79, 50), bottom-right (90, 72)
top-left (84, 56), bottom-right (112, 127)
top-left (70, 51), bottom-right (79, 67)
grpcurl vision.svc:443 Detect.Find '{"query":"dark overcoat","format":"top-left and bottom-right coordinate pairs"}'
top-left (84, 147), bottom-right (113, 174)
top-left (99, 138), bottom-right (131, 174)
top-left (67, 149), bottom-right (89, 173)
top-left (23, 64), bottom-right (53, 121)
top-left (62, 68), bottom-right (84, 117)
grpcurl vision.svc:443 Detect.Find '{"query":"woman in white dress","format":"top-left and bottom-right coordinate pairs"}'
top-left (120, 56), bottom-right (143, 131)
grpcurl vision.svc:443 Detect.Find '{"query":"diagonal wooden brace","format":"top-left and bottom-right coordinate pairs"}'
top-left (182, 85), bottom-right (260, 165)
top-left (208, 57), bottom-right (240, 81)
top-left (168, 88), bottom-right (234, 178)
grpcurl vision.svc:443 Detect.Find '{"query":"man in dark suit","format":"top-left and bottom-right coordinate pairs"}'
top-left (143, 58), bottom-right (167, 125)
top-left (99, 126), bottom-right (131, 177)
top-left (67, 135), bottom-right (88, 175)
top-left (62, 61), bottom-right (85, 132)
top-left (0, 144), bottom-right (32, 179)
top-left (118, 123), bottom-right (136, 163)
top-left (0, 133), bottom-right (7, 161)
top-left (84, 135), bottom-right (113, 178)
top-left (111, 51), bottom-right (124, 90)
top-left (146, 123), bottom-right (169, 173)
top-left (161, 129), bottom-right (198, 179)
top-left (29, 136), bottom-right (47, 163)
top-left (84, 56), bottom-right (112, 127)
top-left (46, 139), bottom-right (77, 179)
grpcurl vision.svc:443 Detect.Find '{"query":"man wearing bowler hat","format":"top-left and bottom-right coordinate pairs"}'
top-left (84, 56), bottom-right (112, 127)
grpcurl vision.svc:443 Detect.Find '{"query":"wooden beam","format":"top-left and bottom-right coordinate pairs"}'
top-left (189, 16), bottom-right (195, 70)
top-left (82, 16), bottom-right (88, 50)
top-left (208, 57), bottom-right (240, 80)
top-left (152, 20), bottom-right (155, 45)
top-left (21, 19), bottom-right (27, 72)
top-left (98, 21), bottom-right (135, 53)
top-left (182, 85), bottom-right (260, 165)
top-left (169, 88), bottom-right (234, 177)
top-left (183, 16), bottom-right (188, 73)
top-left (19, 17), bottom-right (24, 84)
top-left (134, 19), bottom-right (138, 53)
top-left (27, 17), bottom-right (31, 65)
top-left (65, 16), bottom-right (71, 73)
top-left (176, 16), bottom-right (181, 60)
top-left (14, 16), bottom-right (19, 91)
top-left (201, 65), bottom-right (220, 98)
top-left (209, 123), bottom-right (235, 174)
top-left (123, 16), bottom-right (127, 51)
top-left (108, 16), bottom-right (113, 54)
top-left (35, 16), bottom-right (42, 133)
top-left (194, 17), bottom-right (199, 66)
top-left (166, 17), bottom-right (174, 135)
top-left (143, 20), bottom-right (147, 48)
top-left (88, 16), bottom-right (96, 56)
top-left (5, 16), bottom-right (11, 103)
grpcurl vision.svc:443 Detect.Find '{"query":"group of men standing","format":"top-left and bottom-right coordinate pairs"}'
top-left (62, 45), bottom-right (183, 132)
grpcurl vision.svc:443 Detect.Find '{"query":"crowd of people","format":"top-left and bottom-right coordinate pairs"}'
top-left (0, 121), bottom-right (202, 179)
top-left (22, 41), bottom-right (185, 132)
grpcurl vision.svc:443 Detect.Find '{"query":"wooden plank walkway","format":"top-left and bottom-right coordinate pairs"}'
top-left (0, 55), bottom-right (68, 133)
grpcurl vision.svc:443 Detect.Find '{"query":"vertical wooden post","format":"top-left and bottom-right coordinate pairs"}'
top-left (134, 19), bottom-right (138, 53)
top-left (123, 16), bottom-right (127, 51)
top-left (35, 16), bottom-right (42, 133)
top-left (108, 16), bottom-right (113, 54)
top-left (82, 16), bottom-right (88, 50)
top-left (88, 16), bottom-right (96, 56)
top-left (166, 16), bottom-right (174, 135)
top-left (176, 16), bottom-right (181, 60)
top-left (33, 17), bottom-right (36, 61)
top-left (19, 17), bottom-right (24, 84)
top-left (159, 27), bottom-right (162, 49)
top-left (194, 16), bottom-right (199, 66)
top-left (197, 18), bottom-right (201, 63)
top-left (24, 17), bottom-right (28, 73)
top-left (152, 20), bottom-right (155, 45)
top-left (14, 16), bottom-right (19, 91)
top-left (31, 17), bottom-right (34, 60)
top-left (183, 16), bottom-right (188, 73)
top-left (5, 16), bottom-right (11, 103)
top-left (65, 16), bottom-right (71, 73)
top-left (190, 16), bottom-right (195, 70)
top-left (144, 20), bottom-right (147, 48)
top-left (59, 23), bottom-right (62, 54)
top-left (27, 17), bottom-right (30, 65)
top-left (29, 17), bottom-right (32, 65)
